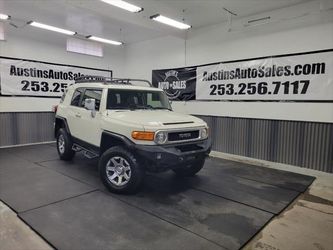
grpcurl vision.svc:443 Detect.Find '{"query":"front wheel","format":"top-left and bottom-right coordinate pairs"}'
top-left (173, 157), bottom-right (206, 177)
top-left (99, 146), bottom-right (145, 194)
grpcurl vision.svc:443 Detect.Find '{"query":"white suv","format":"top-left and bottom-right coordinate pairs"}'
top-left (55, 76), bottom-right (211, 193)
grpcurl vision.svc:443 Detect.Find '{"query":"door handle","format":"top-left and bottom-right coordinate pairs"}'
top-left (75, 113), bottom-right (82, 118)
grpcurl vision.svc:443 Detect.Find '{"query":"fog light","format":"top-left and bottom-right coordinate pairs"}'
top-left (156, 153), bottom-right (162, 160)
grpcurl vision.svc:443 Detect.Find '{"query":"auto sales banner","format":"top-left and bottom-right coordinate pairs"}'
top-left (152, 67), bottom-right (196, 100)
top-left (0, 58), bottom-right (112, 97)
top-left (152, 50), bottom-right (333, 101)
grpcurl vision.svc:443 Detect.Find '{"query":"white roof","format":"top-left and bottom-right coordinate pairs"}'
top-left (69, 82), bottom-right (161, 92)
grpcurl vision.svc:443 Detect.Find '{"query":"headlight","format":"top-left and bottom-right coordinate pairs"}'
top-left (200, 127), bottom-right (208, 139)
top-left (154, 131), bottom-right (168, 144)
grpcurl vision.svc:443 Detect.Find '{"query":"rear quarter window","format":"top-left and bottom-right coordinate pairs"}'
top-left (60, 89), bottom-right (68, 103)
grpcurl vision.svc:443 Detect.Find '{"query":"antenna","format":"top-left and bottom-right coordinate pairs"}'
top-left (223, 7), bottom-right (237, 32)
top-left (182, 8), bottom-right (189, 66)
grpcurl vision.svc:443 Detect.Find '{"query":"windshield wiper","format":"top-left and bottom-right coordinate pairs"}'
top-left (152, 107), bottom-right (172, 111)
top-left (128, 104), bottom-right (151, 110)
top-left (111, 105), bottom-right (171, 111)
top-left (109, 106), bottom-right (130, 110)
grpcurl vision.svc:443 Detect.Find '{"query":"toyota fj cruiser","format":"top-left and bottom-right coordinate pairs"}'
top-left (54, 76), bottom-right (211, 193)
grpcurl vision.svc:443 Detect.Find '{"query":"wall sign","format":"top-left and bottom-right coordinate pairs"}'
top-left (152, 49), bottom-right (333, 101)
top-left (0, 57), bottom-right (112, 97)
top-left (152, 67), bottom-right (196, 101)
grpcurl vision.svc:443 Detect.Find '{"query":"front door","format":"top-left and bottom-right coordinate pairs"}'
top-left (77, 88), bottom-right (103, 147)
top-left (66, 88), bottom-right (85, 139)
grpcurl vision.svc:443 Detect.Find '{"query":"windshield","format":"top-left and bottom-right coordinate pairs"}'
top-left (107, 89), bottom-right (171, 110)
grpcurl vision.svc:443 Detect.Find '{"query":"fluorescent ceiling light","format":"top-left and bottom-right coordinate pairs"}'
top-left (87, 36), bottom-right (123, 46)
top-left (100, 0), bottom-right (143, 13)
top-left (247, 16), bottom-right (271, 24)
top-left (0, 14), bottom-right (10, 20)
top-left (28, 21), bottom-right (76, 35)
top-left (150, 14), bottom-right (191, 30)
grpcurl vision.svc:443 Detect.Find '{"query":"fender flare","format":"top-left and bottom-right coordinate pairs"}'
top-left (100, 131), bottom-right (135, 154)
top-left (54, 116), bottom-right (71, 137)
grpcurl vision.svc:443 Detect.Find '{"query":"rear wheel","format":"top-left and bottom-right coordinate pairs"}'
top-left (56, 128), bottom-right (75, 161)
top-left (99, 146), bottom-right (145, 194)
top-left (173, 157), bottom-right (206, 177)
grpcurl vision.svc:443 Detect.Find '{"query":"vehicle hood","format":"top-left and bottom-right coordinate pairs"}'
top-left (106, 110), bottom-right (206, 129)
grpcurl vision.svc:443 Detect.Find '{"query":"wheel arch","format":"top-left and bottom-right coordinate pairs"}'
top-left (100, 131), bottom-right (134, 155)
top-left (54, 116), bottom-right (71, 138)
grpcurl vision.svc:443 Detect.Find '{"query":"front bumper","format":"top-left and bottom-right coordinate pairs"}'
top-left (132, 138), bottom-right (212, 171)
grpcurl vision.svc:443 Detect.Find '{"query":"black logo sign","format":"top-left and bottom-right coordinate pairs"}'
top-left (152, 67), bottom-right (196, 101)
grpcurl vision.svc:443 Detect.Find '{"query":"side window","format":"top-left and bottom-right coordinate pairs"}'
top-left (71, 89), bottom-right (83, 106)
top-left (81, 89), bottom-right (102, 111)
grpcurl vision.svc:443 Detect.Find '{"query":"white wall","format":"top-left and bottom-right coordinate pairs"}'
top-left (0, 26), bottom-right (125, 112)
top-left (124, 1), bottom-right (333, 123)
top-left (1, 0), bottom-right (333, 122)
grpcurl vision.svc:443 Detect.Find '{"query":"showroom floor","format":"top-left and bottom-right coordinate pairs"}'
top-left (0, 143), bottom-right (321, 250)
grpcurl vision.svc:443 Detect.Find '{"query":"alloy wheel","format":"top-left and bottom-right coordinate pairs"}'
top-left (106, 156), bottom-right (131, 186)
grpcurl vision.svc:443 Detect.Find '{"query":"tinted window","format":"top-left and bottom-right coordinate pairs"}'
top-left (81, 89), bottom-right (103, 111)
top-left (147, 92), bottom-right (167, 108)
top-left (71, 89), bottom-right (83, 106)
top-left (107, 89), bottom-right (171, 110)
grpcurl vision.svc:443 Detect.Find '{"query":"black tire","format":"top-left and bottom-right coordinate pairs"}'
top-left (56, 128), bottom-right (75, 161)
top-left (99, 146), bottom-right (145, 194)
top-left (173, 157), bottom-right (206, 177)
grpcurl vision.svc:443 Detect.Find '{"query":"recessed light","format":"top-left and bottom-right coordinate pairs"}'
top-left (150, 14), bottom-right (191, 30)
top-left (87, 36), bottom-right (123, 46)
top-left (100, 0), bottom-right (143, 13)
top-left (0, 14), bottom-right (10, 20)
top-left (28, 21), bottom-right (76, 35)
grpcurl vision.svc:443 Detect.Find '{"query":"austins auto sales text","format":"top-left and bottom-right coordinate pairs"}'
top-left (9, 65), bottom-right (86, 94)
top-left (202, 63), bottom-right (325, 96)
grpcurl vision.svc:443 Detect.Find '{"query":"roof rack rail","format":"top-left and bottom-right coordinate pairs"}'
top-left (74, 75), bottom-right (152, 87)
top-left (111, 78), bottom-right (152, 87)
top-left (74, 75), bottom-right (109, 83)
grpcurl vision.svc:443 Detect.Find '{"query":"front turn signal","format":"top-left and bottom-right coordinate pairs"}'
top-left (132, 131), bottom-right (155, 141)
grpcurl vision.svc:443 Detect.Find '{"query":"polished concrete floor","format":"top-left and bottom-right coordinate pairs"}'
top-left (0, 143), bottom-right (318, 250)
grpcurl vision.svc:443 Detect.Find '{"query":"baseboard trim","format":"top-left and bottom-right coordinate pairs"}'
top-left (0, 141), bottom-right (56, 149)
top-left (210, 151), bottom-right (332, 178)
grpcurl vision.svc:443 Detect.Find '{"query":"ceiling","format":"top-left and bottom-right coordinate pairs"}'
top-left (0, 0), bottom-right (316, 44)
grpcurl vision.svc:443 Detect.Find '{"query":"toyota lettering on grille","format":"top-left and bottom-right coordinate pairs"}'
top-left (179, 132), bottom-right (192, 139)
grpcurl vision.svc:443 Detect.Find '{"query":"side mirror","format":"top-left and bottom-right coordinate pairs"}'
top-left (84, 98), bottom-right (96, 117)
top-left (84, 98), bottom-right (95, 111)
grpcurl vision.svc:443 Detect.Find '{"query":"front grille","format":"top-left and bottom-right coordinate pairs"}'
top-left (168, 130), bottom-right (200, 142)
